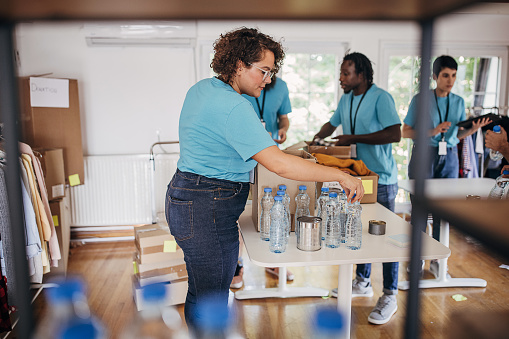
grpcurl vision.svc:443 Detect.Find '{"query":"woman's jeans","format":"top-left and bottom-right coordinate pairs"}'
top-left (356, 183), bottom-right (399, 294)
top-left (165, 169), bottom-right (249, 330)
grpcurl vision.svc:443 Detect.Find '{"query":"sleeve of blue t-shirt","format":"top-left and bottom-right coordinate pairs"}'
top-left (225, 101), bottom-right (276, 161)
top-left (403, 95), bottom-right (418, 127)
top-left (329, 98), bottom-right (344, 127)
top-left (376, 91), bottom-right (401, 128)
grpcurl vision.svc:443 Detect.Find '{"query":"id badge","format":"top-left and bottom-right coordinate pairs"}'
top-left (438, 141), bottom-right (447, 155)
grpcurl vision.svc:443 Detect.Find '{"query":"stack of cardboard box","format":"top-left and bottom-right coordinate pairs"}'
top-left (132, 224), bottom-right (188, 311)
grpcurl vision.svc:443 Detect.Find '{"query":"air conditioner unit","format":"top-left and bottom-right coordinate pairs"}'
top-left (82, 21), bottom-right (197, 47)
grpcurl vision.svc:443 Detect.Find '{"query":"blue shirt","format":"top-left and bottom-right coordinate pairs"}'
top-left (242, 77), bottom-right (292, 139)
top-left (177, 77), bottom-right (276, 182)
top-left (404, 90), bottom-right (466, 147)
top-left (329, 84), bottom-right (400, 185)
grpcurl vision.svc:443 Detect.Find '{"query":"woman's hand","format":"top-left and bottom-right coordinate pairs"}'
top-left (338, 173), bottom-right (364, 203)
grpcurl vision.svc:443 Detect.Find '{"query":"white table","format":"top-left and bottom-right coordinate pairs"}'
top-left (397, 178), bottom-right (494, 290)
top-left (236, 203), bottom-right (450, 339)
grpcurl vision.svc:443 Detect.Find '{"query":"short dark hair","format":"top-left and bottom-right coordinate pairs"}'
top-left (211, 27), bottom-right (285, 85)
top-left (343, 52), bottom-right (374, 85)
top-left (433, 55), bottom-right (458, 77)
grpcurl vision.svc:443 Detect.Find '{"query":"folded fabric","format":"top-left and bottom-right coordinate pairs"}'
top-left (312, 153), bottom-right (371, 176)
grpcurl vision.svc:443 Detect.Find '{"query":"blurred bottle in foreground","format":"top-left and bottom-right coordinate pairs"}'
top-left (311, 307), bottom-right (344, 339)
top-left (194, 295), bottom-right (243, 339)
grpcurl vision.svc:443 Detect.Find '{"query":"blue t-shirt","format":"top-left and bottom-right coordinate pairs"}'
top-left (177, 77), bottom-right (276, 182)
top-left (329, 84), bottom-right (400, 185)
top-left (242, 77), bottom-right (292, 139)
top-left (404, 90), bottom-right (466, 147)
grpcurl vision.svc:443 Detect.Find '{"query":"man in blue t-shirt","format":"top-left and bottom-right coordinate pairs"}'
top-left (243, 77), bottom-right (292, 144)
top-left (314, 52), bottom-right (401, 325)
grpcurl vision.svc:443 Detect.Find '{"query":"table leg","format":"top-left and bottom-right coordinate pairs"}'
top-left (337, 264), bottom-right (353, 339)
top-left (234, 266), bottom-right (330, 300)
top-left (398, 219), bottom-right (487, 290)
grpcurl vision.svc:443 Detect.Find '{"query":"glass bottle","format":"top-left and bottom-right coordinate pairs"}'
top-left (259, 187), bottom-right (273, 241)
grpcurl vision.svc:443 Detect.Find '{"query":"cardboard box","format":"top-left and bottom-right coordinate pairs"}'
top-left (134, 223), bottom-right (164, 238)
top-left (251, 149), bottom-right (316, 232)
top-left (134, 228), bottom-right (184, 264)
top-left (317, 169), bottom-right (379, 204)
top-left (307, 144), bottom-right (352, 159)
top-left (132, 277), bottom-right (188, 311)
top-left (133, 254), bottom-right (187, 286)
top-left (49, 189), bottom-right (71, 274)
top-left (35, 148), bottom-right (65, 201)
top-left (20, 77), bottom-right (85, 186)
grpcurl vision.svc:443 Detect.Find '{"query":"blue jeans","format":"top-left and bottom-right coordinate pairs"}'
top-left (408, 145), bottom-right (459, 240)
top-left (356, 183), bottom-right (399, 294)
top-left (165, 169), bottom-right (250, 330)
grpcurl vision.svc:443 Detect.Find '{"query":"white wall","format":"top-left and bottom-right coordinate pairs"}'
top-left (14, 9), bottom-right (509, 156)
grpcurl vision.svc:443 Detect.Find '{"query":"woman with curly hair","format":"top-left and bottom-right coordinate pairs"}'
top-left (165, 27), bottom-right (364, 330)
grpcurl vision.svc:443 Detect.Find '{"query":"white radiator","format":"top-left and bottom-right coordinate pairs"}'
top-left (69, 154), bottom-right (179, 226)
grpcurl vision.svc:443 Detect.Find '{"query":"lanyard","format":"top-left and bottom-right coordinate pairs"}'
top-left (255, 89), bottom-right (267, 122)
top-left (349, 85), bottom-right (370, 135)
top-left (434, 89), bottom-right (450, 140)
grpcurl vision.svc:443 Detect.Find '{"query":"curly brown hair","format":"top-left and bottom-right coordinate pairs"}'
top-left (211, 27), bottom-right (285, 85)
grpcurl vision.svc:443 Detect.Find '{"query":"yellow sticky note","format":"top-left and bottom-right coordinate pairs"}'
top-left (452, 294), bottom-right (467, 301)
top-left (69, 174), bottom-right (81, 186)
top-left (164, 240), bottom-right (177, 253)
top-left (52, 215), bottom-right (59, 227)
top-left (133, 261), bottom-right (139, 274)
top-left (361, 179), bottom-right (373, 195)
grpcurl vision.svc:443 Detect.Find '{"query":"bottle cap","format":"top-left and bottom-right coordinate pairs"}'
top-left (313, 307), bottom-right (344, 333)
top-left (264, 187), bottom-right (272, 192)
top-left (329, 192), bottom-right (338, 198)
top-left (494, 125), bottom-right (501, 132)
top-left (278, 184), bottom-right (287, 190)
top-left (274, 196), bottom-right (283, 201)
top-left (47, 277), bottom-right (85, 303)
top-left (503, 170), bottom-right (509, 175)
top-left (196, 295), bottom-right (231, 331)
top-left (299, 185), bottom-right (307, 190)
top-left (321, 187), bottom-right (329, 192)
top-left (277, 190), bottom-right (285, 196)
top-left (142, 282), bottom-right (167, 303)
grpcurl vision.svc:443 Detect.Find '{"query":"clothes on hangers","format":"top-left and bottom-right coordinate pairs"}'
top-left (459, 135), bottom-right (479, 178)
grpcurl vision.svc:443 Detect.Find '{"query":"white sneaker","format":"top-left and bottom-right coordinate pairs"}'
top-left (368, 294), bottom-right (398, 325)
top-left (331, 279), bottom-right (374, 298)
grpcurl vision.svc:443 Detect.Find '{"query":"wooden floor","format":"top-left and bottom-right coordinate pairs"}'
top-left (30, 226), bottom-right (509, 339)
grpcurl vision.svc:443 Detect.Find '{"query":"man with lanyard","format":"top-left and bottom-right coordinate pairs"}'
top-left (402, 55), bottom-right (491, 276)
top-left (243, 76), bottom-right (291, 144)
top-left (313, 51), bottom-right (401, 325)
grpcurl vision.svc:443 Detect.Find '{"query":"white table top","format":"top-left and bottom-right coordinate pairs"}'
top-left (239, 203), bottom-right (450, 267)
top-left (398, 178), bottom-right (495, 199)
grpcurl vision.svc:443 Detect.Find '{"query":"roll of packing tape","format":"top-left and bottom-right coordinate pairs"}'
top-left (369, 220), bottom-right (386, 235)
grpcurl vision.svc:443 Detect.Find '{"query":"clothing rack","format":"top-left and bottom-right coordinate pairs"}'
top-left (468, 106), bottom-right (509, 116)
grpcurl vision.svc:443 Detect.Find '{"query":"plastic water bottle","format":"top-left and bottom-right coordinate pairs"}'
top-left (345, 199), bottom-right (362, 250)
top-left (338, 189), bottom-right (348, 243)
top-left (316, 187), bottom-right (329, 241)
top-left (34, 277), bottom-right (107, 339)
top-left (120, 283), bottom-right (185, 339)
top-left (269, 196), bottom-right (287, 253)
top-left (294, 185), bottom-right (310, 239)
top-left (488, 170), bottom-right (509, 199)
top-left (324, 192), bottom-right (341, 248)
top-left (489, 125), bottom-right (504, 161)
top-left (278, 184), bottom-right (291, 232)
top-left (195, 295), bottom-right (243, 339)
top-left (311, 307), bottom-right (345, 339)
top-left (277, 190), bottom-right (290, 243)
top-left (259, 187), bottom-right (273, 241)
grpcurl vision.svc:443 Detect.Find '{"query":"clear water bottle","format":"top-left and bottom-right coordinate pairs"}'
top-left (316, 187), bottom-right (329, 241)
top-left (338, 189), bottom-right (348, 243)
top-left (195, 295), bottom-right (243, 339)
top-left (259, 187), bottom-right (273, 241)
top-left (269, 195), bottom-right (287, 253)
top-left (294, 185), bottom-right (310, 239)
top-left (325, 192), bottom-right (341, 248)
top-left (120, 283), bottom-right (185, 339)
top-left (278, 184), bottom-right (291, 232)
top-left (488, 170), bottom-right (509, 199)
top-left (489, 125), bottom-right (504, 161)
top-left (34, 276), bottom-right (107, 339)
top-left (277, 190), bottom-right (290, 243)
top-left (311, 307), bottom-right (344, 339)
top-left (345, 200), bottom-right (362, 250)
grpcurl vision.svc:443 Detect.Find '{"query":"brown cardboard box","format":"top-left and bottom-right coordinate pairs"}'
top-left (317, 170), bottom-right (379, 204)
top-left (307, 144), bottom-right (352, 159)
top-left (35, 148), bottom-right (65, 201)
top-left (132, 277), bottom-right (188, 311)
top-left (134, 228), bottom-right (184, 264)
top-left (251, 149), bottom-right (316, 232)
top-left (20, 77), bottom-right (85, 186)
top-left (48, 189), bottom-right (71, 274)
top-left (133, 254), bottom-right (188, 286)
